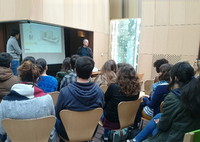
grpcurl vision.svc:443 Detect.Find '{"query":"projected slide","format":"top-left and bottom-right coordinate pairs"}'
top-left (22, 23), bottom-right (62, 53)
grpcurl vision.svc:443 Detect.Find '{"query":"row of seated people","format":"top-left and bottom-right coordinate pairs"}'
top-left (0, 51), bottom-right (200, 142)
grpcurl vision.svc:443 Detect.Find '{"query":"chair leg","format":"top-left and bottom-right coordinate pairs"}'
top-left (139, 119), bottom-right (144, 130)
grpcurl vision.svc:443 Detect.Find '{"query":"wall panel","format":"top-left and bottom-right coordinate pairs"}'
top-left (64, 0), bottom-right (73, 27)
top-left (141, 0), bottom-right (155, 26)
top-left (155, 0), bottom-right (169, 26)
top-left (169, 0), bottom-right (185, 25)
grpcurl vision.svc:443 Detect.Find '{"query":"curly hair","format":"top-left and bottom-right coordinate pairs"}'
top-left (17, 61), bottom-right (40, 83)
top-left (153, 58), bottom-right (169, 73)
top-left (158, 63), bottom-right (173, 82)
top-left (116, 63), bottom-right (140, 97)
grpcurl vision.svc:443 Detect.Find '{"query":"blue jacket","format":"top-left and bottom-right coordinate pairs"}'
top-left (143, 84), bottom-right (169, 116)
top-left (55, 81), bottom-right (104, 138)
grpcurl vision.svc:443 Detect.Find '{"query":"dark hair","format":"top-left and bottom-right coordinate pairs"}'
top-left (70, 55), bottom-right (80, 70)
top-left (117, 63), bottom-right (125, 70)
top-left (75, 56), bottom-right (94, 79)
top-left (153, 58), bottom-right (169, 73)
top-left (168, 62), bottom-right (200, 118)
top-left (17, 61), bottom-right (40, 83)
top-left (22, 56), bottom-right (36, 64)
top-left (61, 57), bottom-right (71, 72)
top-left (36, 58), bottom-right (47, 74)
top-left (10, 29), bottom-right (19, 37)
top-left (0, 52), bottom-right (13, 68)
top-left (116, 63), bottom-right (140, 97)
top-left (158, 63), bottom-right (173, 82)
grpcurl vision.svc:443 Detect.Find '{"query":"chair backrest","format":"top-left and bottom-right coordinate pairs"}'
top-left (118, 98), bottom-right (142, 129)
top-left (140, 81), bottom-right (143, 89)
top-left (1, 116), bottom-right (56, 142)
top-left (160, 101), bottom-right (164, 113)
top-left (91, 77), bottom-right (96, 82)
top-left (137, 73), bottom-right (144, 81)
top-left (144, 79), bottom-right (154, 95)
top-left (60, 108), bottom-right (103, 141)
top-left (100, 85), bottom-right (108, 93)
top-left (49, 91), bottom-right (59, 106)
top-left (183, 129), bottom-right (200, 142)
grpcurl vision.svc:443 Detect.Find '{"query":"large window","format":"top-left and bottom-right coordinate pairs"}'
top-left (110, 19), bottom-right (141, 71)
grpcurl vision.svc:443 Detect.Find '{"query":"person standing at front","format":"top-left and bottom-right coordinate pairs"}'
top-left (76, 39), bottom-right (93, 59)
top-left (6, 29), bottom-right (22, 76)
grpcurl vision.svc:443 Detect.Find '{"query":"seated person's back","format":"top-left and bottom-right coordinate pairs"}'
top-left (55, 56), bottom-right (104, 140)
top-left (36, 58), bottom-right (58, 93)
top-left (0, 52), bottom-right (20, 100)
top-left (0, 61), bottom-right (57, 142)
top-left (60, 55), bottom-right (80, 89)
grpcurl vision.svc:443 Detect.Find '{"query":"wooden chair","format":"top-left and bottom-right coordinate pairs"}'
top-left (59, 108), bottom-right (103, 142)
top-left (160, 101), bottom-right (164, 113)
top-left (183, 129), bottom-right (200, 142)
top-left (138, 73), bottom-right (144, 81)
top-left (100, 85), bottom-right (108, 93)
top-left (99, 98), bottom-right (142, 130)
top-left (144, 79), bottom-right (154, 95)
top-left (49, 91), bottom-right (59, 106)
top-left (1, 116), bottom-right (56, 142)
top-left (140, 81), bottom-right (143, 89)
top-left (117, 98), bottom-right (142, 129)
top-left (91, 77), bottom-right (96, 82)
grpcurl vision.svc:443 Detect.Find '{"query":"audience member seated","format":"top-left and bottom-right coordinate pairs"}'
top-left (102, 63), bottom-right (140, 142)
top-left (56, 57), bottom-right (71, 91)
top-left (60, 55), bottom-right (80, 89)
top-left (0, 61), bottom-right (57, 142)
top-left (142, 64), bottom-right (173, 118)
top-left (55, 56), bottom-right (104, 141)
top-left (117, 63), bottom-right (125, 70)
top-left (153, 58), bottom-right (168, 83)
top-left (94, 59), bottom-right (118, 87)
top-left (193, 58), bottom-right (200, 78)
top-left (128, 62), bottom-right (200, 142)
top-left (0, 52), bottom-right (20, 100)
top-left (36, 58), bottom-right (58, 93)
top-left (21, 56), bottom-right (36, 64)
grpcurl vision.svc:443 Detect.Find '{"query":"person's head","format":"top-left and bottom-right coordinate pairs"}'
top-left (101, 60), bottom-right (118, 80)
top-left (153, 58), bottom-right (169, 73)
top-left (116, 63), bottom-right (140, 97)
top-left (61, 57), bottom-right (71, 72)
top-left (83, 39), bottom-right (89, 47)
top-left (10, 29), bottom-right (20, 39)
top-left (168, 62), bottom-right (200, 117)
top-left (75, 56), bottom-right (94, 79)
top-left (117, 63), bottom-right (125, 70)
top-left (193, 59), bottom-right (200, 77)
top-left (0, 52), bottom-right (13, 68)
top-left (158, 63), bottom-right (173, 82)
top-left (70, 55), bottom-right (80, 70)
top-left (36, 58), bottom-right (47, 74)
top-left (22, 56), bottom-right (36, 64)
top-left (17, 61), bottom-right (40, 83)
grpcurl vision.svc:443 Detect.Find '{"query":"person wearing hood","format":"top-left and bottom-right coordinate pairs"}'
top-left (0, 61), bottom-right (57, 142)
top-left (55, 56), bottom-right (104, 141)
top-left (0, 52), bottom-right (20, 100)
top-left (127, 62), bottom-right (200, 142)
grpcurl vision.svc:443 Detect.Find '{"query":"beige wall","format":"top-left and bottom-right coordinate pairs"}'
top-left (138, 0), bottom-right (200, 81)
top-left (0, 0), bottom-right (109, 68)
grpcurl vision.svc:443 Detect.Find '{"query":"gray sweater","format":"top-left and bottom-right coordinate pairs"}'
top-left (6, 36), bottom-right (22, 60)
top-left (0, 84), bottom-right (57, 142)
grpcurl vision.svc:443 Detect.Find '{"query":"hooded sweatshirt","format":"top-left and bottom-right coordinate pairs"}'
top-left (0, 67), bottom-right (20, 99)
top-left (0, 83), bottom-right (57, 142)
top-left (55, 81), bottom-right (104, 138)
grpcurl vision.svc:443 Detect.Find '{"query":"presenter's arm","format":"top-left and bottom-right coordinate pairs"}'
top-left (13, 40), bottom-right (22, 55)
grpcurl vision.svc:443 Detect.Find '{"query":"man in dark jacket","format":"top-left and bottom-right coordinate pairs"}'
top-left (76, 39), bottom-right (93, 59)
top-left (55, 56), bottom-right (104, 140)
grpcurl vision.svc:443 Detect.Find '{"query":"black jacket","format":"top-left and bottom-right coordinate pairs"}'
top-left (76, 46), bottom-right (93, 59)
